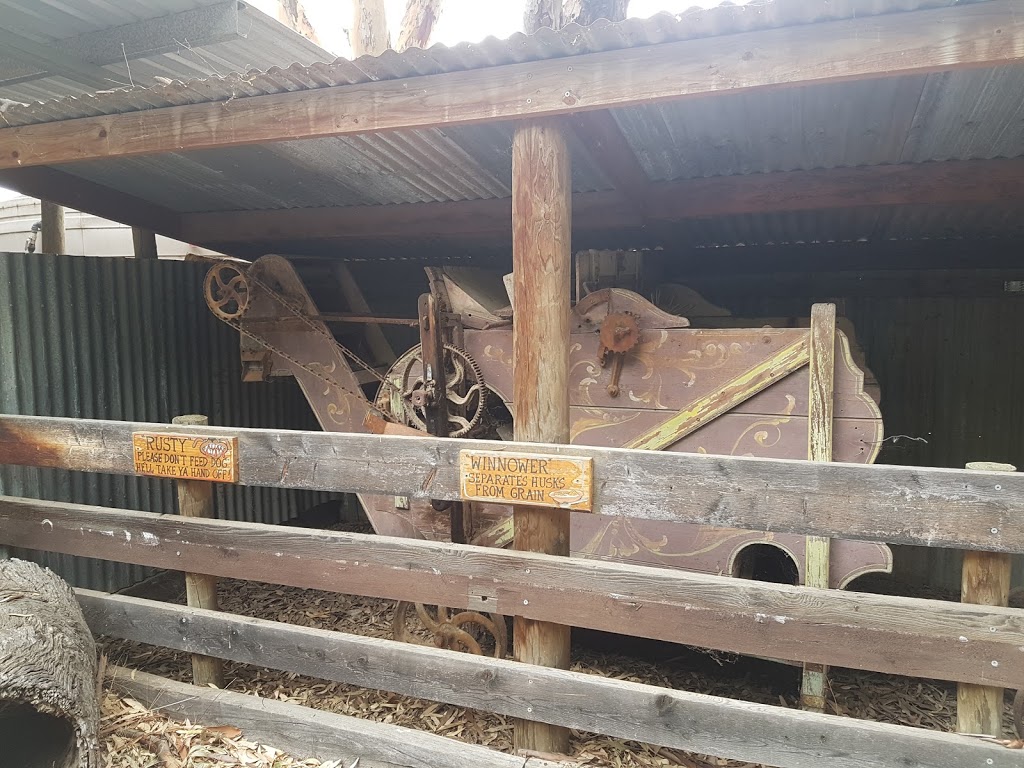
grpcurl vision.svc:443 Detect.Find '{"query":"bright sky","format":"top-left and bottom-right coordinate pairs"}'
top-left (0, 0), bottom-right (742, 203)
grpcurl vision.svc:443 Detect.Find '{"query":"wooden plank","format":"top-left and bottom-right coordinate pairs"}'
top-left (6, 496), bottom-right (1024, 687)
top-left (0, 167), bottom-right (182, 236)
top-left (177, 158), bottom-right (1024, 246)
top-left (622, 335), bottom-right (809, 451)
top-left (131, 228), bottom-right (158, 260)
top-left (801, 304), bottom-right (836, 713)
top-left (170, 414), bottom-right (225, 689)
top-left (105, 666), bottom-right (543, 768)
top-left (2, 414), bottom-right (1024, 552)
top-left (958, 460), bottom-right (1018, 737)
top-left (82, 594), bottom-right (1022, 768)
top-left (511, 121), bottom-right (573, 754)
top-left (39, 200), bottom-right (65, 254)
top-left (2, 1), bottom-right (1020, 170)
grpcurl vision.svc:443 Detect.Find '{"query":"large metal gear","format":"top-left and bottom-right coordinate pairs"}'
top-left (392, 601), bottom-right (508, 658)
top-left (378, 343), bottom-right (487, 438)
top-left (204, 262), bottom-right (251, 321)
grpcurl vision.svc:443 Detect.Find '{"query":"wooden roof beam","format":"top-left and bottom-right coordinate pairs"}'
top-left (177, 159), bottom-right (1024, 246)
top-left (1, 0), bottom-right (1021, 170)
top-left (0, 166), bottom-right (182, 237)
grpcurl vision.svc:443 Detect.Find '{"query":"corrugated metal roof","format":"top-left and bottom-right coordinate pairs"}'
top-left (0, 0), bottom-right (331, 103)
top-left (0, 0), bottom-right (991, 125)
top-left (3, 0), bottom-right (1020, 247)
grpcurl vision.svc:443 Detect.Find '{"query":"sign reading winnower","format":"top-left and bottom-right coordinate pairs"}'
top-left (132, 432), bottom-right (239, 483)
top-left (459, 449), bottom-right (593, 511)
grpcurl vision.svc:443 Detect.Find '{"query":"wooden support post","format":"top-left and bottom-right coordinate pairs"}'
top-left (171, 414), bottom-right (225, 688)
top-left (511, 121), bottom-right (572, 755)
top-left (39, 200), bottom-right (65, 254)
top-left (801, 303), bottom-right (835, 712)
top-left (131, 227), bottom-right (158, 259)
top-left (958, 460), bottom-right (1016, 737)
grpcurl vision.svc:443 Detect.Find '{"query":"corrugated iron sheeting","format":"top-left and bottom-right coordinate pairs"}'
top-left (849, 296), bottom-right (1024, 593)
top-left (0, 0), bottom-right (987, 125)
top-left (0, 252), bottom-right (336, 592)
top-left (0, 1), bottom-right (331, 103)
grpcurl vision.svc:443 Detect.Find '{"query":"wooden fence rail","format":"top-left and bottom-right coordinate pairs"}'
top-left (107, 667), bottom-right (570, 768)
top-left (80, 591), bottom-right (1020, 768)
top-left (1, 414), bottom-right (1023, 552)
top-left (4, 495), bottom-right (1023, 688)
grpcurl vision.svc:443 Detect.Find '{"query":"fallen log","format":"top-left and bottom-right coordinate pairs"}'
top-left (0, 558), bottom-right (99, 767)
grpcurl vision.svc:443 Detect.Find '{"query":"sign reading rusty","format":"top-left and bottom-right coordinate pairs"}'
top-left (460, 449), bottom-right (593, 511)
top-left (132, 432), bottom-right (238, 483)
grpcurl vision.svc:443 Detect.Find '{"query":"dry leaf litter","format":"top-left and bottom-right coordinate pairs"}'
top-left (100, 531), bottom-right (1021, 767)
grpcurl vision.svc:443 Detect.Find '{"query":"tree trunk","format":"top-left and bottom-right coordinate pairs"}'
top-left (396, 0), bottom-right (444, 51)
top-left (564, 0), bottom-right (630, 25)
top-left (0, 558), bottom-right (99, 768)
top-left (276, 0), bottom-right (322, 45)
top-left (524, 0), bottom-right (565, 33)
top-left (351, 0), bottom-right (391, 57)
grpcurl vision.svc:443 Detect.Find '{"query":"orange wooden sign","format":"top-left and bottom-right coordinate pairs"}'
top-left (460, 449), bottom-right (593, 511)
top-left (132, 432), bottom-right (239, 483)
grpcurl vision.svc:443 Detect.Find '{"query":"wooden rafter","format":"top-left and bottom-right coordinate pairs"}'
top-left (0, 166), bottom-right (182, 236)
top-left (172, 159), bottom-right (1024, 246)
top-left (1, 1), bottom-right (1020, 170)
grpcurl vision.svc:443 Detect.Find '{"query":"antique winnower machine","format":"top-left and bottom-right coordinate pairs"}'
top-left (204, 253), bottom-right (890, 657)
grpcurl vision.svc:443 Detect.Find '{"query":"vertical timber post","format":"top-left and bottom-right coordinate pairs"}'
top-left (958, 460), bottom-right (1016, 737)
top-left (40, 200), bottom-right (66, 254)
top-left (132, 227), bottom-right (158, 260)
top-left (172, 414), bottom-right (226, 688)
top-left (511, 121), bottom-right (572, 755)
top-left (801, 303), bottom-right (835, 712)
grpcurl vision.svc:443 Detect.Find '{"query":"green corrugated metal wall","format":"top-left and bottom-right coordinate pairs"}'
top-left (0, 252), bottom-right (336, 592)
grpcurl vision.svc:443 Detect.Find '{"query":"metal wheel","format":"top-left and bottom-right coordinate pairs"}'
top-left (392, 601), bottom-right (508, 658)
top-left (377, 344), bottom-right (487, 438)
top-left (204, 262), bottom-right (251, 321)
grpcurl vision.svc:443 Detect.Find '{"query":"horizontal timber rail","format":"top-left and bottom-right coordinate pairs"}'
top-left (82, 591), bottom-right (1019, 768)
top-left (1, 414), bottom-right (1023, 552)
top-left (107, 667), bottom-right (569, 768)
top-left (4, 495), bottom-right (1023, 688)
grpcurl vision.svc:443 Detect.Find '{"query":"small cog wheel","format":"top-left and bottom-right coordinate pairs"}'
top-left (204, 262), bottom-right (251, 321)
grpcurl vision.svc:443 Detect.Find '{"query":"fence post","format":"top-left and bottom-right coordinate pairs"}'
top-left (172, 414), bottom-right (225, 688)
top-left (958, 460), bottom-right (1016, 736)
top-left (511, 120), bottom-right (572, 755)
top-left (801, 303), bottom-right (835, 712)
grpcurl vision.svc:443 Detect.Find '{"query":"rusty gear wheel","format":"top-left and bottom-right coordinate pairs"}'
top-left (377, 344), bottom-right (487, 438)
top-left (598, 312), bottom-right (641, 359)
top-left (204, 262), bottom-right (251, 321)
top-left (392, 601), bottom-right (508, 658)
